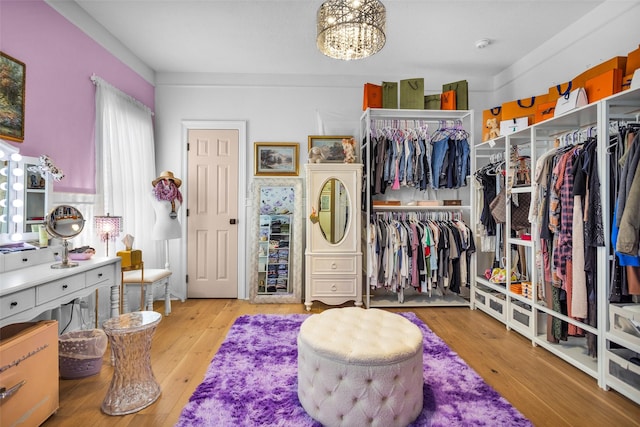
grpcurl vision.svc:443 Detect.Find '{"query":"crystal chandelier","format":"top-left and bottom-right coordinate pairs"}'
top-left (317, 0), bottom-right (386, 61)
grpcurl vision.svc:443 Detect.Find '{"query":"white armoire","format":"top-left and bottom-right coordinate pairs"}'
top-left (304, 163), bottom-right (363, 311)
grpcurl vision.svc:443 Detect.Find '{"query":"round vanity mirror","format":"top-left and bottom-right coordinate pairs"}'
top-left (45, 205), bottom-right (85, 269)
top-left (318, 178), bottom-right (349, 244)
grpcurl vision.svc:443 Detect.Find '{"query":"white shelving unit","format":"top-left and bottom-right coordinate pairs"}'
top-left (360, 108), bottom-right (475, 308)
top-left (20, 156), bottom-right (51, 240)
top-left (473, 87), bottom-right (640, 402)
top-left (257, 214), bottom-right (292, 294)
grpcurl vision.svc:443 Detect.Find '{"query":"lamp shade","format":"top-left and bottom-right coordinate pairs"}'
top-left (317, 0), bottom-right (386, 61)
top-left (94, 214), bottom-right (122, 242)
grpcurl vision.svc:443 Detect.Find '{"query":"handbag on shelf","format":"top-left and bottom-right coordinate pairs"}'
top-left (363, 83), bottom-right (382, 111)
top-left (382, 81), bottom-right (398, 109)
top-left (441, 90), bottom-right (457, 110)
top-left (424, 94), bottom-right (441, 110)
top-left (554, 87), bottom-right (588, 117)
top-left (442, 80), bottom-right (468, 110)
top-left (400, 78), bottom-right (425, 110)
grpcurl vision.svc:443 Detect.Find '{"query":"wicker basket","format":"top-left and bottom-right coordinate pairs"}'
top-left (58, 329), bottom-right (107, 379)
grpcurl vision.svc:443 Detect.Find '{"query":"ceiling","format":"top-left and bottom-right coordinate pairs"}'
top-left (57, 0), bottom-right (605, 79)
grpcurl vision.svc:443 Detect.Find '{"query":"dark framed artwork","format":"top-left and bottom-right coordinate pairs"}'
top-left (254, 142), bottom-right (299, 176)
top-left (0, 52), bottom-right (26, 142)
top-left (308, 135), bottom-right (354, 163)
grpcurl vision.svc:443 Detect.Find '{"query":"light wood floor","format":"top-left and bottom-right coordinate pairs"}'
top-left (43, 299), bottom-right (640, 427)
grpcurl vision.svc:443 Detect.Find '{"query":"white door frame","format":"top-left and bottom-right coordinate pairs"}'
top-left (181, 120), bottom-right (247, 299)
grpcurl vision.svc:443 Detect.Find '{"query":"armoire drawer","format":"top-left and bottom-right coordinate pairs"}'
top-left (310, 257), bottom-right (356, 274)
top-left (309, 277), bottom-right (357, 296)
top-left (36, 273), bottom-right (85, 304)
top-left (0, 288), bottom-right (35, 321)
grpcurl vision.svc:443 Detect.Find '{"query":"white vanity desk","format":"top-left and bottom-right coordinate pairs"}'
top-left (0, 248), bottom-right (121, 328)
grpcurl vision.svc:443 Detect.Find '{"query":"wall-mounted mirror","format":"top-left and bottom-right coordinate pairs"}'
top-left (249, 177), bottom-right (302, 303)
top-left (318, 178), bottom-right (349, 244)
top-left (46, 205), bottom-right (85, 269)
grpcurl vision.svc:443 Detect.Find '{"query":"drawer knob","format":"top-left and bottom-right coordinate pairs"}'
top-left (331, 263), bottom-right (337, 269)
top-left (22, 258), bottom-right (28, 262)
top-left (62, 284), bottom-right (68, 290)
top-left (10, 301), bottom-right (18, 308)
top-left (98, 273), bottom-right (103, 278)
top-left (331, 284), bottom-right (337, 292)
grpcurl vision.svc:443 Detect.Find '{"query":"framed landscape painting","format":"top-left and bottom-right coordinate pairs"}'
top-left (308, 135), bottom-right (354, 163)
top-left (254, 142), bottom-right (299, 176)
top-left (0, 52), bottom-right (26, 142)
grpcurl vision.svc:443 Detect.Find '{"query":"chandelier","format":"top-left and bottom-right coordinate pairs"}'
top-left (317, 0), bottom-right (386, 61)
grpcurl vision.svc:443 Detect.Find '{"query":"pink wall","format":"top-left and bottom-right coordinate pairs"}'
top-left (0, 0), bottom-right (155, 193)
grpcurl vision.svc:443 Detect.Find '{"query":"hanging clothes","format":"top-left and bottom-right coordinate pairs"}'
top-left (367, 120), bottom-right (470, 198)
top-left (367, 212), bottom-right (474, 299)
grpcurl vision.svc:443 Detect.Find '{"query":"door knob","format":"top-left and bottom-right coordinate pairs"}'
top-left (230, 219), bottom-right (237, 224)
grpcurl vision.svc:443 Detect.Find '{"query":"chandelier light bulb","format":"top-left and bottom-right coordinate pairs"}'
top-left (12, 168), bottom-right (23, 177)
top-left (0, 199), bottom-right (5, 207)
top-left (0, 167), bottom-right (7, 176)
top-left (0, 149), bottom-right (5, 160)
top-left (11, 232), bottom-right (23, 241)
top-left (10, 153), bottom-right (22, 162)
top-left (12, 182), bottom-right (23, 191)
top-left (0, 182), bottom-right (6, 191)
top-left (12, 214), bottom-right (23, 223)
top-left (12, 199), bottom-right (23, 208)
top-left (0, 214), bottom-right (6, 223)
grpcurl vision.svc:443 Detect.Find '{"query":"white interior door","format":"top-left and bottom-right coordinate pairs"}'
top-left (187, 128), bottom-right (239, 298)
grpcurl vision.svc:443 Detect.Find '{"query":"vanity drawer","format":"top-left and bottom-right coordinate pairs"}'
top-left (310, 277), bottom-right (357, 296)
top-left (0, 288), bottom-right (35, 321)
top-left (3, 248), bottom-right (60, 272)
top-left (310, 257), bottom-right (356, 274)
top-left (86, 265), bottom-right (114, 286)
top-left (36, 274), bottom-right (84, 304)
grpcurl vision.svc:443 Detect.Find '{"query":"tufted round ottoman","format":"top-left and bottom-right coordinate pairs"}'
top-left (297, 307), bottom-right (424, 427)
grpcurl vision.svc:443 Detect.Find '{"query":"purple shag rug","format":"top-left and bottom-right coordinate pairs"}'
top-left (176, 312), bottom-right (532, 427)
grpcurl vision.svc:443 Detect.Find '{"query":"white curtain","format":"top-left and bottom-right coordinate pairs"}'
top-left (93, 76), bottom-right (158, 266)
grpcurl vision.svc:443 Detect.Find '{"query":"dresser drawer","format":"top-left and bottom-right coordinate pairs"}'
top-left (36, 274), bottom-right (85, 304)
top-left (310, 257), bottom-right (356, 274)
top-left (0, 288), bottom-right (35, 321)
top-left (0, 321), bottom-right (59, 427)
top-left (86, 264), bottom-right (114, 287)
top-left (310, 277), bottom-right (357, 296)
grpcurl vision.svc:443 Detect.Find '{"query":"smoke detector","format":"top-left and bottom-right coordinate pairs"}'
top-left (475, 38), bottom-right (491, 49)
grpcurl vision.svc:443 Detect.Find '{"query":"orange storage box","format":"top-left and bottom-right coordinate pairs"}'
top-left (585, 68), bottom-right (623, 103)
top-left (573, 56), bottom-right (627, 87)
top-left (626, 45), bottom-right (640, 76)
top-left (0, 321), bottom-right (59, 427)
top-left (501, 94), bottom-right (548, 124)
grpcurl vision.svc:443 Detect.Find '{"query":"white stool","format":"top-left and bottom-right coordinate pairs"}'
top-left (122, 269), bottom-right (172, 316)
top-left (297, 307), bottom-right (424, 427)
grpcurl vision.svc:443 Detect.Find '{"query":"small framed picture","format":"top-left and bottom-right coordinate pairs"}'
top-left (254, 142), bottom-right (299, 176)
top-left (0, 52), bottom-right (26, 142)
top-left (308, 135), bottom-right (354, 163)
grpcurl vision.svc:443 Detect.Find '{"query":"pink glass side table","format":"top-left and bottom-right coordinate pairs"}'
top-left (101, 311), bottom-right (162, 415)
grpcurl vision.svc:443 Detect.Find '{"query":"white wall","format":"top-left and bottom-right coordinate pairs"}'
top-left (492, 1), bottom-right (640, 105)
top-left (154, 74), bottom-right (492, 299)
